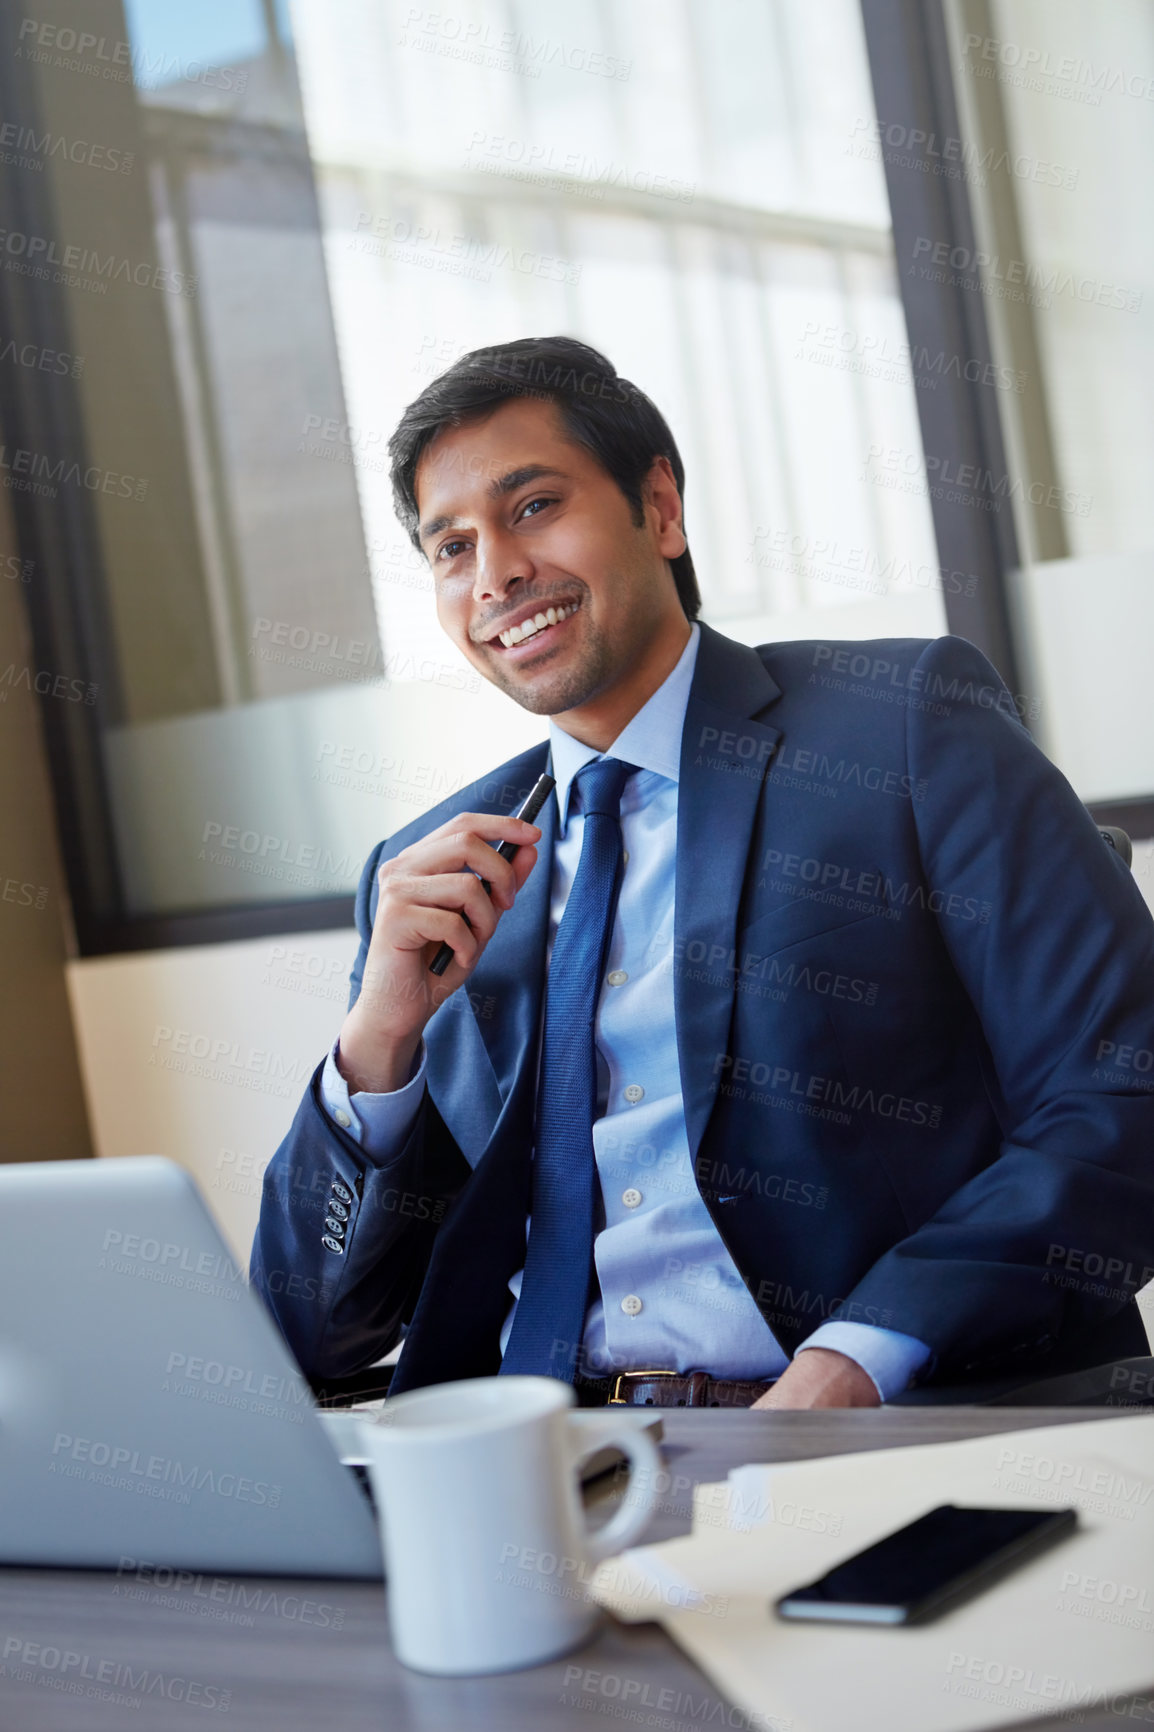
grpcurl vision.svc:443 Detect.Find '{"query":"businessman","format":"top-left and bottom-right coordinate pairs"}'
top-left (252, 335), bottom-right (1154, 1408)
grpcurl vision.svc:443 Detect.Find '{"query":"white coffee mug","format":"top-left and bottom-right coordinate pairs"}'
top-left (360, 1375), bottom-right (661, 1675)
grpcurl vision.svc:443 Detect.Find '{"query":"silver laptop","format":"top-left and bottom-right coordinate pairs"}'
top-left (0, 1156), bottom-right (382, 1578)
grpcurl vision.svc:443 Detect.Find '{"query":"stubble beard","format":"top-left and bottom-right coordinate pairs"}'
top-left (484, 606), bottom-right (627, 719)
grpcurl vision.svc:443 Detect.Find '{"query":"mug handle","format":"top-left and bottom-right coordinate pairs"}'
top-left (563, 1413), bottom-right (663, 1564)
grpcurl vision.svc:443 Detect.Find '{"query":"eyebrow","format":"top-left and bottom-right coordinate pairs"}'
top-left (418, 465), bottom-right (569, 545)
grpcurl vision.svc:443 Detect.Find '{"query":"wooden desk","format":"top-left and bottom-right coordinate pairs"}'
top-left (1, 1407), bottom-right (1146, 1731)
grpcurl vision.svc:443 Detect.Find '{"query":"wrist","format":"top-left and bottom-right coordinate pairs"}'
top-left (337, 1017), bottom-right (421, 1095)
top-left (755, 1346), bottom-right (881, 1410)
top-left (793, 1346), bottom-right (880, 1407)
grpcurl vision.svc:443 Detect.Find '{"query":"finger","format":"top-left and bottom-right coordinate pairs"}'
top-left (393, 904), bottom-right (481, 972)
top-left (433, 813), bottom-right (542, 855)
top-left (488, 841), bottom-right (541, 907)
top-left (400, 831), bottom-right (525, 909)
top-left (508, 845), bottom-right (538, 895)
top-left (395, 872), bottom-right (501, 941)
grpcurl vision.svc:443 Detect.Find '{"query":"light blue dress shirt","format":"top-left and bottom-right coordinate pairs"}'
top-left (320, 623), bottom-right (931, 1399)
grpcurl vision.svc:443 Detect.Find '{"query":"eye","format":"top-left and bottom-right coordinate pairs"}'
top-left (436, 537), bottom-right (471, 563)
top-left (518, 495), bottom-right (558, 520)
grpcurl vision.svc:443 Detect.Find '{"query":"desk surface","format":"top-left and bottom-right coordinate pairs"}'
top-left (2, 1406), bottom-right (1147, 1731)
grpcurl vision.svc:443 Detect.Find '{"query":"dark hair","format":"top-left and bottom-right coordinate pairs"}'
top-left (388, 334), bottom-right (701, 621)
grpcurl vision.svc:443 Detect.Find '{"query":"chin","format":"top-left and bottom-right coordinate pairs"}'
top-left (503, 665), bottom-right (601, 718)
top-left (501, 673), bottom-right (581, 716)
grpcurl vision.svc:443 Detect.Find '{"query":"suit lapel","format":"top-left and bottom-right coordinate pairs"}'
top-left (468, 740), bottom-right (554, 1103)
top-left (675, 625), bottom-right (783, 1166)
top-left (431, 741), bottom-right (554, 1160)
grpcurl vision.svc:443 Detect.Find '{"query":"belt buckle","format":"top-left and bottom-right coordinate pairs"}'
top-left (609, 1370), bottom-right (679, 1405)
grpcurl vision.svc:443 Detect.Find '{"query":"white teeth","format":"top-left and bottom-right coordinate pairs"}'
top-left (498, 601), bottom-right (578, 648)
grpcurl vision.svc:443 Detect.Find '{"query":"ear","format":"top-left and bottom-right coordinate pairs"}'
top-left (645, 456), bottom-right (687, 558)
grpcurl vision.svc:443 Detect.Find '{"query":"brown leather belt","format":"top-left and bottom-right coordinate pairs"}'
top-left (575, 1370), bottom-right (774, 1409)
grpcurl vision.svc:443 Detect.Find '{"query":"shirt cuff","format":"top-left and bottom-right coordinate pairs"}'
top-left (319, 1037), bottom-right (427, 1161)
top-left (797, 1321), bottom-right (932, 1403)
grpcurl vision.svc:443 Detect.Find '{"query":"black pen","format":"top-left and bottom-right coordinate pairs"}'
top-left (428, 772), bottom-right (555, 976)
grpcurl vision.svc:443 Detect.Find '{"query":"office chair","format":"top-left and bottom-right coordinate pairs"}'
top-left (893, 816), bottom-right (1154, 1409)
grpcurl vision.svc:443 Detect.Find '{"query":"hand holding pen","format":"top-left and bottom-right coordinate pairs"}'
top-left (428, 772), bottom-right (555, 975)
top-left (333, 775), bottom-right (553, 1096)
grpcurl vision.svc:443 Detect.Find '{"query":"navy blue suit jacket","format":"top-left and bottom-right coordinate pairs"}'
top-left (251, 625), bottom-right (1154, 1394)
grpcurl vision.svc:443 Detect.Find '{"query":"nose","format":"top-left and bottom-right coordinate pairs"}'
top-left (472, 523), bottom-right (534, 606)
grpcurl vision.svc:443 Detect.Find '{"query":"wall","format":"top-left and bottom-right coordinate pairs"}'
top-left (67, 924), bottom-right (357, 1264)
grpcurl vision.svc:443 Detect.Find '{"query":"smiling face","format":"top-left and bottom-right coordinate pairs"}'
top-left (414, 396), bottom-right (691, 749)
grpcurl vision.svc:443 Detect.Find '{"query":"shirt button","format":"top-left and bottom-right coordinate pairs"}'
top-left (334, 1108), bottom-right (351, 1129)
top-left (607, 969), bottom-right (628, 987)
top-left (623, 850), bottom-right (629, 865)
top-left (623, 1083), bottom-right (644, 1104)
top-left (332, 1181), bottom-right (352, 1205)
top-left (621, 1294), bottom-right (643, 1317)
top-left (622, 1188), bottom-right (642, 1209)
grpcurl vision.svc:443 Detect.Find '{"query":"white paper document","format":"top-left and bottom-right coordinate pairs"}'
top-left (590, 1415), bottom-right (1154, 1732)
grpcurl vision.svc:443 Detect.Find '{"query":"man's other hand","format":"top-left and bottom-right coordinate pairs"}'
top-left (751, 1347), bottom-right (881, 1410)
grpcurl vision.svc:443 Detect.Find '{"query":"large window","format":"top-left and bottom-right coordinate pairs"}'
top-left (18, 0), bottom-right (1122, 955)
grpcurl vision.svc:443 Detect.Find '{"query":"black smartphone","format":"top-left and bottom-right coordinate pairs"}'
top-left (775, 1504), bottom-right (1077, 1626)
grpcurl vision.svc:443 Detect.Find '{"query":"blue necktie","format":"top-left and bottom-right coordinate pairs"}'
top-left (501, 756), bottom-right (638, 1381)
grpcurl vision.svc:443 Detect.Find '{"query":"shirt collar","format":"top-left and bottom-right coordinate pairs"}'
top-left (547, 621), bottom-right (701, 834)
